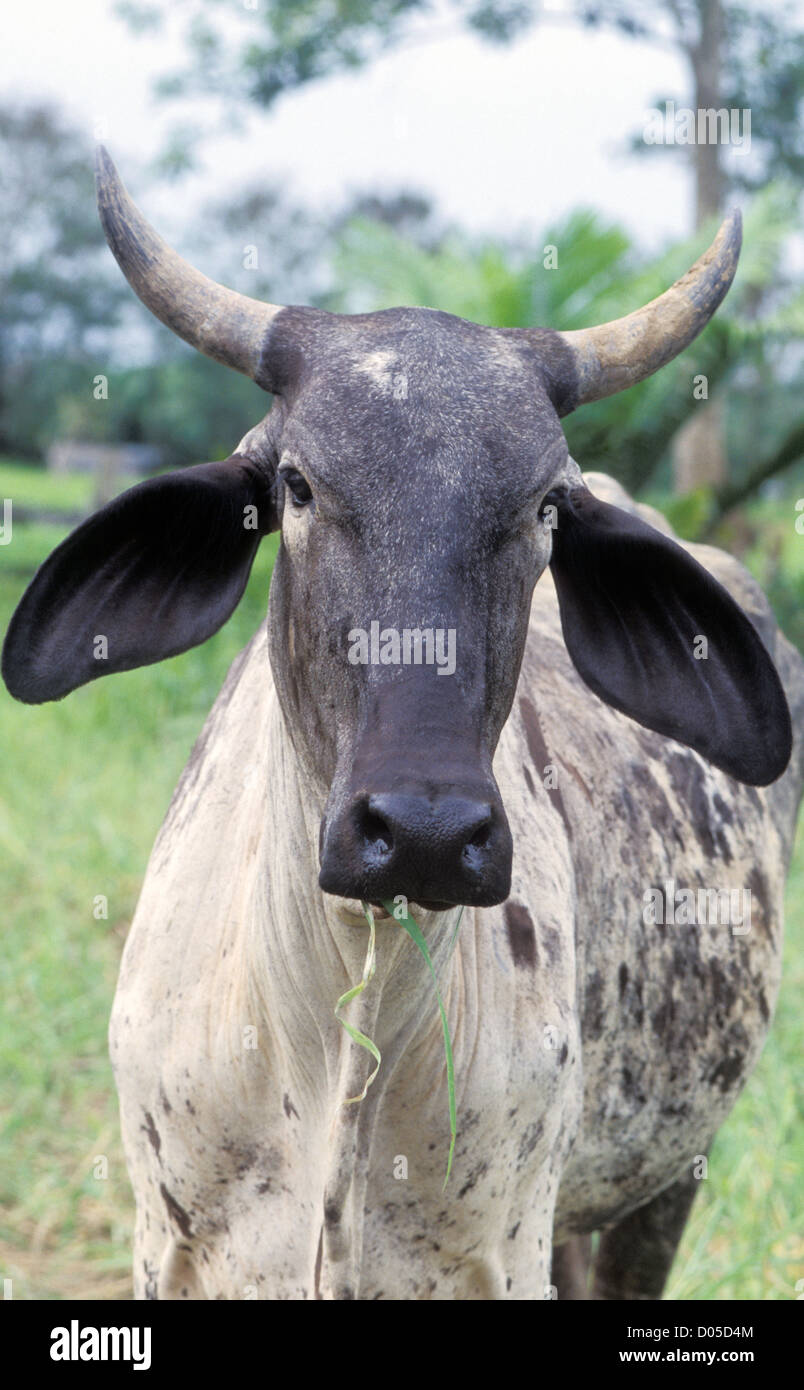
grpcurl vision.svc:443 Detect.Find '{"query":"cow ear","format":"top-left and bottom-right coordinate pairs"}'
top-left (2, 455), bottom-right (278, 704)
top-left (547, 485), bottom-right (792, 786)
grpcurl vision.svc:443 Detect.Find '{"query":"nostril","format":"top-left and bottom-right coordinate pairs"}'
top-left (358, 808), bottom-right (394, 858)
top-left (462, 815), bottom-right (493, 868)
top-left (467, 823), bottom-right (491, 850)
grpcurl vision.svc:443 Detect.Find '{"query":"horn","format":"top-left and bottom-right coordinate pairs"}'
top-left (95, 146), bottom-right (282, 382)
top-left (556, 209), bottom-right (741, 407)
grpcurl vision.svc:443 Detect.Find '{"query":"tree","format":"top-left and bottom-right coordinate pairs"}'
top-left (571, 1), bottom-right (803, 487)
top-left (120, 0), bottom-right (803, 218)
top-left (0, 104), bottom-right (125, 455)
top-left (0, 106), bottom-right (123, 357)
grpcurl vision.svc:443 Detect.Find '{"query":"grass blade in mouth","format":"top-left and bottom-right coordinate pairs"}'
top-left (335, 899), bottom-right (464, 1188)
top-left (333, 905), bottom-right (381, 1103)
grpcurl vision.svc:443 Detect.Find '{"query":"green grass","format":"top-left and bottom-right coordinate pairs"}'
top-left (0, 463), bottom-right (801, 1299)
top-left (0, 459), bottom-right (135, 514)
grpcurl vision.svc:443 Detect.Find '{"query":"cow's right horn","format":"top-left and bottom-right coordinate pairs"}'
top-left (95, 146), bottom-right (282, 385)
top-left (555, 208), bottom-right (742, 408)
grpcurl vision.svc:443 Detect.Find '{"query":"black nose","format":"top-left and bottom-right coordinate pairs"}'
top-left (319, 791), bottom-right (512, 907)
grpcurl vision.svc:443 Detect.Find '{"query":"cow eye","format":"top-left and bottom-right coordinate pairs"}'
top-left (539, 488), bottom-right (560, 515)
top-left (280, 468), bottom-right (313, 507)
top-left (538, 488), bottom-right (563, 525)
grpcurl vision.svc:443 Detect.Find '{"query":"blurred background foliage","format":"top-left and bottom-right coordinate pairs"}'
top-left (1, 0), bottom-right (803, 1299)
top-left (3, 2), bottom-right (803, 511)
top-left (116, 1), bottom-right (804, 201)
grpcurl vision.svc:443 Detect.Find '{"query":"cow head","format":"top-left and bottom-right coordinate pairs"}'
top-left (2, 150), bottom-right (792, 911)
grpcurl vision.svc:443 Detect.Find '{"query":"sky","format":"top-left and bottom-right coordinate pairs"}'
top-left (0, 0), bottom-right (702, 251)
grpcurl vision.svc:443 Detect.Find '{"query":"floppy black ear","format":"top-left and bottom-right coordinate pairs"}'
top-left (2, 454), bottom-right (277, 704)
top-left (548, 486), bottom-right (792, 786)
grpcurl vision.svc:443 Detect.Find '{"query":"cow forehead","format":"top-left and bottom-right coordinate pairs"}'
top-left (266, 305), bottom-right (569, 490)
top-left (271, 304), bottom-right (551, 395)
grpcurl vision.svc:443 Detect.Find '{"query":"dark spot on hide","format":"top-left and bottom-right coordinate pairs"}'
top-left (744, 784), bottom-right (762, 814)
top-left (709, 958), bottom-right (737, 1017)
top-left (283, 1091), bottom-right (300, 1120)
top-left (542, 924), bottom-right (562, 966)
top-left (660, 1099), bottom-right (690, 1119)
top-left (504, 901), bottom-right (537, 970)
top-left (458, 1160), bottom-right (488, 1198)
top-left (519, 695), bottom-right (572, 839)
top-left (713, 793), bottom-right (733, 825)
top-left (523, 764), bottom-right (536, 797)
top-left (666, 752), bottom-right (733, 863)
top-left (160, 1087), bottom-right (172, 1116)
top-left (141, 1111), bottom-right (161, 1161)
top-left (708, 1051), bottom-right (745, 1093)
top-left (652, 997), bottom-right (674, 1038)
top-left (516, 1119), bottom-right (544, 1167)
top-left (620, 1065), bottom-right (647, 1107)
top-left (159, 1183), bottom-right (193, 1240)
top-left (748, 867), bottom-right (773, 941)
top-left (628, 763), bottom-right (685, 850)
top-left (313, 1228), bottom-right (323, 1299)
top-left (324, 1199), bottom-right (341, 1228)
top-left (584, 971), bottom-right (606, 1041)
top-left (618, 961), bottom-right (644, 1028)
top-left (558, 1041), bottom-right (568, 1066)
top-left (619, 786), bottom-right (640, 828)
top-left (221, 1140), bottom-right (259, 1177)
top-left (143, 1259), bottom-right (158, 1300)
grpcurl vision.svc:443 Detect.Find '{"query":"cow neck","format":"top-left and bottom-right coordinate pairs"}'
top-left (248, 691), bottom-right (473, 1293)
top-left (256, 689), bottom-right (469, 1094)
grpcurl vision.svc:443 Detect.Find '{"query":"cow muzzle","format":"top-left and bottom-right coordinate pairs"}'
top-left (319, 786), bottom-right (513, 908)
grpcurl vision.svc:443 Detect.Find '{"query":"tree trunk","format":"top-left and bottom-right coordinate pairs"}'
top-left (672, 0), bottom-right (727, 493)
top-left (692, 0), bottom-right (724, 229)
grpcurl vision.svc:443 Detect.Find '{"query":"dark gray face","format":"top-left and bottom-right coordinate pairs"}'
top-left (249, 307), bottom-right (577, 908)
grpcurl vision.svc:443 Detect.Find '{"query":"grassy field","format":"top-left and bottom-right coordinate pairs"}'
top-left (0, 458), bottom-right (801, 1300)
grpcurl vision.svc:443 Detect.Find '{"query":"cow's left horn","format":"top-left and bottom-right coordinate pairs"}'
top-left (556, 209), bottom-right (741, 407)
top-left (95, 146), bottom-right (283, 383)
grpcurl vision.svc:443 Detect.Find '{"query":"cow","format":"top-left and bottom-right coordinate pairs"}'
top-left (3, 149), bottom-right (802, 1301)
